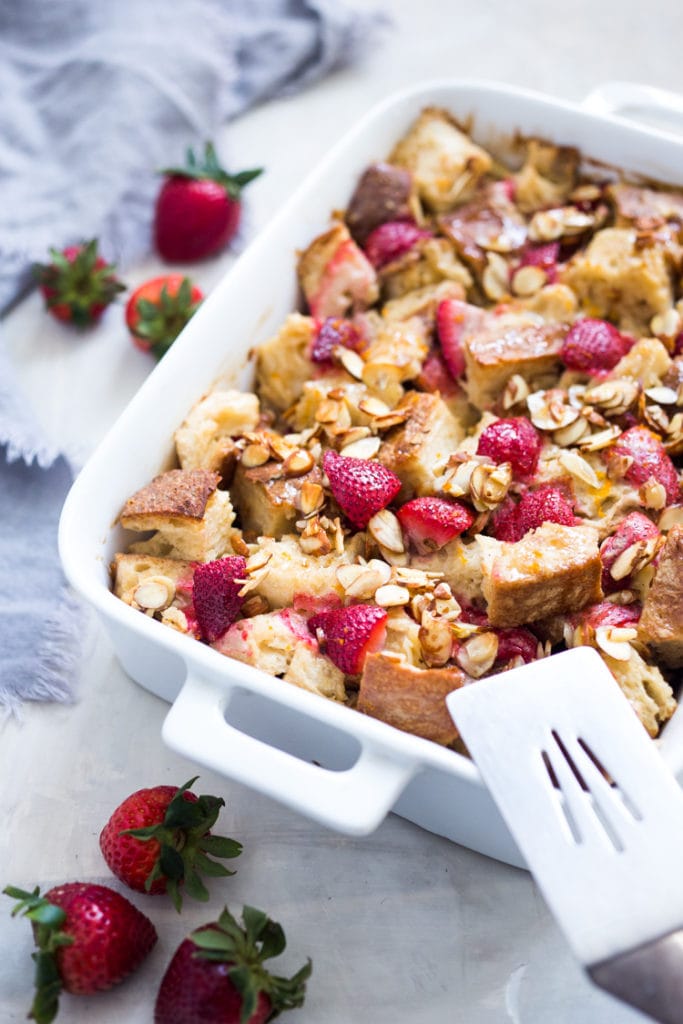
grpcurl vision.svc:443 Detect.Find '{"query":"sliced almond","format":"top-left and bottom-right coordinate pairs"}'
top-left (315, 399), bottom-right (342, 425)
top-left (161, 606), bottom-right (189, 633)
top-left (645, 386), bottom-right (678, 406)
top-left (527, 390), bottom-right (579, 431)
top-left (367, 509), bottom-right (405, 553)
top-left (595, 626), bottom-right (636, 662)
top-left (268, 435), bottom-right (296, 462)
top-left (336, 346), bottom-right (365, 380)
top-left (374, 583), bottom-right (411, 608)
top-left (576, 424), bottom-right (622, 452)
top-left (470, 462), bottom-right (512, 511)
top-left (481, 252), bottom-right (510, 301)
top-left (246, 550), bottom-right (272, 574)
top-left (650, 308), bottom-right (681, 338)
top-left (358, 396), bottom-right (391, 418)
top-left (659, 504), bottom-right (683, 531)
top-left (241, 443), bottom-right (271, 468)
top-left (283, 449), bottom-right (315, 477)
top-left (502, 374), bottom-right (530, 410)
top-left (552, 415), bottom-right (591, 448)
top-left (133, 576), bottom-right (175, 612)
top-left (340, 435), bottom-right (381, 460)
top-left (511, 264), bottom-right (546, 297)
top-left (639, 478), bottom-right (667, 510)
top-left (557, 450), bottom-right (601, 489)
top-left (609, 535), bottom-right (660, 581)
top-left (300, 480), bottom-right (325, 516)
top-left (583, 379), bottom-right (639, 415)
top-left (456, 632), bottom-right (499, 678)
top-left (418, 612), bottom-right (454, 667)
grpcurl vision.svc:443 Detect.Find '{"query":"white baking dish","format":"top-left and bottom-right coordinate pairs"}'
top-left (59, 79), bottom-right (683, 869)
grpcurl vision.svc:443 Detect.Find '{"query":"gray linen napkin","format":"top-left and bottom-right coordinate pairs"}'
top-left (0, 0), bottom-right (385, 712)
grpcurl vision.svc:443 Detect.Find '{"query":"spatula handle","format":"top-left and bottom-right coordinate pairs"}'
top-left (589, 928), bottom-right (683, 1024)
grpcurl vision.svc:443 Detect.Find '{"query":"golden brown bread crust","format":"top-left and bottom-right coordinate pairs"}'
top-left (464, 318), bottom-right (567, 410)
top-left (120, 469), bottom-right (220, 527)
top-left (481, 523), bottom-right (602, 628)
top-left (378, 390), bottom-right (463, 499)
top-left (639, 525), bottom-right (683, 667)
top-left (231, 461), bottom-right (323, 539)
top-left (357, 652), bottom-right (464, 745)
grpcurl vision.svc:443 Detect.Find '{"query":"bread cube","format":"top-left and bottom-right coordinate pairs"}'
top-left (480, 523), bottom-right (602, 627)
top-left (175, 390), bottom-right (260, 475)
top-left (639, 524), bottom-right (683, 667)
top-left (389, 107), bottom-right (492, 212)
top-left (111, 553), bottom-right (194, 622)
top-left (463, 314), bottom-right (566, 410)
top-left (120, 469), bottom-right (238, 562)
top-left (284, 644), bottom-right (346, 701)
top-left (600, 647), bottom-right (676, 737)
top-left (562, 227), bottom-right (673, 332)
top-left (412, 538), bottom-right (484, 606)
top-left (608, 182), bottom-right (683, 228)
top-left (357, 652), bottom-right (464, 745)
top-left (345, 161), bottom-right (416, 245)
top-left (378, 391), bottom-right (464, 499)
top-left (213, 608), bottom-right (314, 678)
top-left (379, 238), bottom-right (472, 301)
top-left (297, 221), bottom-right (379, 319)
top-left (609, 337), bottom-right (672, 388)
top-left (231, 461), bottom-right (323, 539)
top-left (363, 317), bottom-right (429, 386)
top-left (514, 139), bottom-right (579, 214)
top-left (255, 313), bottom-right (317, 412)
top-left (439, 181), bottom-right (527, 275)
top-left (381, 280), bottom-right (466, 332)
top-left (249, 534), bottom-right (355, 610)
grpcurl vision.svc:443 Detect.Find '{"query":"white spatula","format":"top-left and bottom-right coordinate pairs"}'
top-left (446, 646), bottom-right (683, 1024)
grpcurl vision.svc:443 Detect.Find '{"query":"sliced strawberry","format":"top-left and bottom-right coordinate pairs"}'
top-left (436, 298), bottom-right (486, 381)
top-left (604, 426), bottom-right (680, 504)
top-left (516, 242), bottom-right (560, 283)
top-left (489, 497), bottom-right (521, 541)
top-left (322, 449), bottom-right (401, 530)
top-left (192, 556), bottom-right (247, 643)
top-left (416, 349), bottom-right (460, 397)
top-left (397, 496), bottom-right (474, 554)
top-left (560, 318), bottom-right (633, 373)
top-left (599, 511), bottom-right (660, 592)
top-left (310, 317), bottom-right (364, 364)
top-left (363, 220), bottom-right (432, 269)
top-left (573, 601), bottom-right (642, 632)
top-left (494, 627), bottom-right (539, 665)
top-left (476, 417), bottom-right (542, 478)
top-left (309, 604), bottom-right (387, 674)
top-left (491, 487), bottom-right (575, 542)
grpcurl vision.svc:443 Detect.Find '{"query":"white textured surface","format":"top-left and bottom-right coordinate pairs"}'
top-left (2, 1), bottom-right (681, 1020)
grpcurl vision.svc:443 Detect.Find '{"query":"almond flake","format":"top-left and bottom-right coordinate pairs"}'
top-left (650, 309), bottom-right (681, 338)
top-left (340, 436), bottom-right (381, 460)
top-left (374, 583), bottom-right (411, 608)
top-left (511, 264), bottom-right (546, 297)
top-left (583, 379), bottom-right (639, 415)
top-left (283, 449), bottom-right (315, 477)
top-left (527, 390), bottom-right (579, 431)
top-left (595, 626), bottom-right (636, 662)
top-left (241, 443), bottom-right (271, 468)
top-left (502, 374), bottom-right (530, 410)
top-left (367, 509), bottom-right (405, 553)
top-left (336, 347), bottom-right (365, 380)
top-left (482, 252), bottom-right (510, 301)
top-left (358, 396), bottom-right (391, 418)
top-left (645, 386), bottom-right (678, 406)
top-left (639, 478), bottom-right (667, 510)
top-left (246, 551), bottom-right (272, 574)
top-left (456, 632), bottom-right (499, 677)
top-left (470, 462), bottom-right (512, 510)
top-left (300, 481), bottom-right (325, 516)
top-left (576, 424), bottom-right (622, 452)
top-left (418, 612), bottom-right (453, 667)
top-left (557, 450), bottom-right (600, 489)
top-left (133, 576), bottom-right (175, 611)
top-left (268, 435), bottom-right (296, 462)
top-left (553, 416), bottom-right (591, 447)
top-left (659, 505), bottom-right (683, 531)
top-left (315, 399), bottom-right (341, 424)
top-left (609, 536), bottom-right (659, 581)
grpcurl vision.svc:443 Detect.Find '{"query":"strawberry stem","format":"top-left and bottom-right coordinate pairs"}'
top-left (160, 141), bottom-right (263, 200)
top-left (3, 885), bottom-right (72, 1024)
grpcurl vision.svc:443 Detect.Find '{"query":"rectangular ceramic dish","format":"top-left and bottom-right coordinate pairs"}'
top-left (59, 80), bottom-right (683, 868)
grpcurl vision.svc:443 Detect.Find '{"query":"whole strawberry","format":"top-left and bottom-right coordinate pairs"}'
top-left (34, 239), bottom-right (125, 326)
top-left (323, 449), bottom-right (401, 529)
top-left (155, 143), bottom-right (263, 262)
top-left (4, 882), bottom-right (156, 1022)
top-left (154, 904), bottom-right (311, 1024)
top-left (99, 777), bottom-right (242, 912)
top-left (126, 273), bottom-right (204, 359)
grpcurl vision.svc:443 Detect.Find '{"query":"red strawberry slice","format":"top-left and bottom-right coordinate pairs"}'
top-left (363, 220), bottom-right (432, 269)
top-left (310, 316), bottom-right (364, 364)
top-left (193, 556), bottom-right (247, 643)
top-left (494, 627), bottom-right (539, 665)
top-left (416, 349), bottom-right (460, 397)
top-left (599, 511), bottom-right (660, 592)
top-left (436, 299), bottom-right (486, 381)
top-left (476, 416), bottom-right (542, 478)
top-left (309, 604), bottom-right (387, 674)
top-left (574, 601), bottom-right (642, 632)
top-left (604, 426), bottom-right (680, 504)
top-left (397, 496), bottom-right (474, 554)
top-left (323, 449), bottom-right (401, 529)
top-left (560, 318), bottom-right (633, 373)
top-left (516, 242), bottom-right (560, 283)
top-left (491, 487), bottom-right (575, 541)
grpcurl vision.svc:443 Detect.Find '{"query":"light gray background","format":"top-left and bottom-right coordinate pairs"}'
top-left (2, 1), bottom-right (682, 1020)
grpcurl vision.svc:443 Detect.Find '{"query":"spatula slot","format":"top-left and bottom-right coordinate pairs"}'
top-left (576, 738), bottom-right (643, 823)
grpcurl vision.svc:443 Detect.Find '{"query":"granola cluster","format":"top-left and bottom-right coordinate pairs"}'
top-left (113, 107), bottom-right (683, 745)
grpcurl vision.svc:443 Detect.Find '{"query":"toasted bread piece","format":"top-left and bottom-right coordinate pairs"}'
top-left (363, 317), bottom-right (429, 386)
top-left (411, 538), bottom-right (484, 606)
top-left (439, 181), bottom-right (527, 276)
top-left (120, 469), bottom-right (237, 562)
top-left (608, 337), bottom-right (672, 389)
top-left (382, 280), bottom-right (467, 331)
top-left (284, 644), bottom-right (346, 701)
top-left (562, 227), bottom-right (673, 332)
top-left (345, 161), bottom-right (416, 245)
top-left (514, 139), bottom-right (579, 214)
top-left (175, 391), bottom-right (260, 474)
top-left (357, 652), bottom-right (464, 745)
top-left (390, 107), bottom-right (492, 212)
top-left (231, 461), bottom-right (323, 539)
top-left (463, 314), bottom-right (566, 410)
top-left (639, 524), bottom-right (683, 667)
top-left (379, 238), bottom-right (472, 301)
top-left (608, 182), bottom-right (683, 228)
top-left (601, 647), bottom-right (676, 737)
top-left (213, 608), bottom-right (314, 677)
top-left (112, 553), bottom-right (194, 605)
top-left (297, 221), bottom-right (379, 320)
top-left (255, 313), bottom-right (318, 413)
top-left (480, 523), bottom-right (602, 627)
top-left (378, 391), bottom-right (464, 500)
top-left (249, 534), bottom-right (360, 610)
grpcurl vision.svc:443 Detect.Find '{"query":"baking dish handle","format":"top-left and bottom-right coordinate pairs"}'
top-left (162, 671), bottom-right (418, 835)
top-left (581, 81), bottom-right (683, 135)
